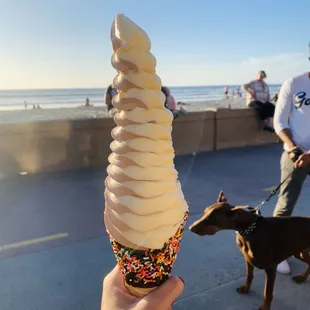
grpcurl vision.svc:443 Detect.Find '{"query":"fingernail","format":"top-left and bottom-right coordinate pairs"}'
top-left (178, 277), bottom-right (185, 285)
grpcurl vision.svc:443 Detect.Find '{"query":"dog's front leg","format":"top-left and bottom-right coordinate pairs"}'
top-left (292, 250), bottom-right (310, 283)
top-left (237, 259), bottom-right (254, 294)
top-left (259, 267), bottom-right (276, 310)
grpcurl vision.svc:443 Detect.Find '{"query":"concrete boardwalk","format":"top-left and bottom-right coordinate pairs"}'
top-left (1, 144), bottom-right (310, 309)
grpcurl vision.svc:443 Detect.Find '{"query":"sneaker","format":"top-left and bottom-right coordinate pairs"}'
top-left (277, 260), bottom-right (291, 274)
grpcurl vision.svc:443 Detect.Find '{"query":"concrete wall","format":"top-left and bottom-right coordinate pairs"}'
top-left (0, 108), bottom-right (279, 176)
top-left (172, 111), bottom-right (215, 155)
top-left (215, 108), bottom-right (278, 150)
top-left (0, 119), bottom-right (115, 176)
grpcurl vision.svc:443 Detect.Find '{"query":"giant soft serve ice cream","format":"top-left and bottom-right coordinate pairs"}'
top-left (104, 13), bottom-right (189, 297)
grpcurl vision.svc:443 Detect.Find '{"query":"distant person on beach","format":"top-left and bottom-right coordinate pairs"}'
top-left (242, 70), bottom-right (275, 132)
top-left (236, 86), bottom-right (242, 98)
top-left (85, 97), bottom-right (91, 107)
top-left (224, 85), bottom-right (229, 98)
top-left (104, 84), bottom-right (118, 117)
top-left (24, 101), bottom-right (27, 109)
top-left (161, 86), bottom-right (187, 120)
top-left (32, 104), bottom-right (36, 110)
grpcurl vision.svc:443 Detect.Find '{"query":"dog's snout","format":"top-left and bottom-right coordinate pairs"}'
top-left (189, 223), bottom-right (197, 232)
top-left (189, 221), bottom-right (203, 235)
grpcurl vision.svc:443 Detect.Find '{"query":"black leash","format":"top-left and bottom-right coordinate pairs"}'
top-left (253, 170), bottom-right (295, 215)
top-left (262, 171), bottom-right (294, 203)
top-left (249, 145), bottom-right (306, 215)
top-left (248, 146), bottom-right (305, 216)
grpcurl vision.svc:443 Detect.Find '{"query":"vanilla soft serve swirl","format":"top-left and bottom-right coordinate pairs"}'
top-left (104, 14), bottom-right (188, 250)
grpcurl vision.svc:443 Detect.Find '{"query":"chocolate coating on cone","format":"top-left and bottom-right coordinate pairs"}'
top-left (109, 212), bottom-right (188, 288)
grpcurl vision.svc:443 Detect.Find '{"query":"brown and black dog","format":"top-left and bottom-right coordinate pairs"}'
top-left (189, 191), bottom-right (310, 310)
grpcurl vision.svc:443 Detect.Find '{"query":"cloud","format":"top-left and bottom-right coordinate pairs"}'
top-left (157, 52), bottom-right (308, 86)
top-left (239, 52), bottom-right (307, 84)
top-left (1, 51), bottom-right (308, 89)
top-left (241, 53), bottom-right (305, 66)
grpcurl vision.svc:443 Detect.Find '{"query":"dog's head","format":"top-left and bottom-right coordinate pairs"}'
top-left (189, 191), bottom-right (255, 236)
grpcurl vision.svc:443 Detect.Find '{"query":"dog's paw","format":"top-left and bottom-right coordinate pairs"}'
top-left (292, 275), bottom-right (306, 284)
top-left (236, 285), bottom-right (250, 294)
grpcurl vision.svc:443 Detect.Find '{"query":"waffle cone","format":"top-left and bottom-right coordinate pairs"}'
top-left (124, 282), bottom-right (156, 297)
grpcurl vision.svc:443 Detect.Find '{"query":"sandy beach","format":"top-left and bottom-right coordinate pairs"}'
top-left (0, 98), bottom-right (246, 125)
top-left (0, 107), bottom-right (110, 125)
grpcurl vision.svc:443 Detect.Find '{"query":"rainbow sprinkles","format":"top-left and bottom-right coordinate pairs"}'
top-left (110, 212), bottom-right (188, 288)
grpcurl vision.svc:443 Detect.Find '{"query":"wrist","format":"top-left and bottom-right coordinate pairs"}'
top-left (288, 146), bottom-right (304, 162)
top-left (286, 142), bottom-right (298, 150)
top-left (288, 146), bottom-right (299, 153)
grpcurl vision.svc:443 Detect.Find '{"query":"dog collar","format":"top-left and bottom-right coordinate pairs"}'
top-left (236, 218), bottom-right (261, 237)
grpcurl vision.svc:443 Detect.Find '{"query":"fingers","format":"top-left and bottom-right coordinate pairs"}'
top-left (103, 265), bottom-right (123, 287)
top-left (297, 160), bottom-right (304, 168)
top-left (294, 154), bottom-right (304, 168)
top-left (142, 276), bottom-right (185, 310)
top-left (101, 265), bottom-right (133, 309)
top-left (289, 152), bottom-right (296, 160)
top-left (295, 153), bottom-right (310, 168)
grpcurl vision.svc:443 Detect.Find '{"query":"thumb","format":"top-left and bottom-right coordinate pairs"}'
top-left (143, 276), bottom-right (184, 309)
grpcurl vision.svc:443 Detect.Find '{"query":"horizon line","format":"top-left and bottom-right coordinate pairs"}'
top-left (0, 83), bottom-right (282, 92)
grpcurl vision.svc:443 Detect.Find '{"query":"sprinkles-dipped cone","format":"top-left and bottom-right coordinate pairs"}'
top-left (104, 13), bottom-right (189, 297)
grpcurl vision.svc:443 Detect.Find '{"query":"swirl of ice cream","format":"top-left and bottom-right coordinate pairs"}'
top-left (104, 14), bottom-right (188, 250)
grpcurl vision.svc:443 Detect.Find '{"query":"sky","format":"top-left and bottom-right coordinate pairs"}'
top-left (1, 0), bottom-right (310, 89)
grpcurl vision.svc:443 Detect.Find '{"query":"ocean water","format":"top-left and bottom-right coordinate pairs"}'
top-left (0, 85), bottom-right (281, 111)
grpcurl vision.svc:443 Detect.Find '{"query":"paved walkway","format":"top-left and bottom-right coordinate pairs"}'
top-left (1, 144), bottom-right (310, 309)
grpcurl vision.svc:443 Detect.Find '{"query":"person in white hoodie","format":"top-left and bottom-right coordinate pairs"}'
top-left (273, 72), bottom-right (310, 274)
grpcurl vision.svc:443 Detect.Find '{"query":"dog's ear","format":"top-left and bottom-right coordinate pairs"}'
top-left (217, 191), bottom-right (228, 203)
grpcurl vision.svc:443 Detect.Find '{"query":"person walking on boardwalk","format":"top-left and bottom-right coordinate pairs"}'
top-left (273, 72), bottom-right (310, 274)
